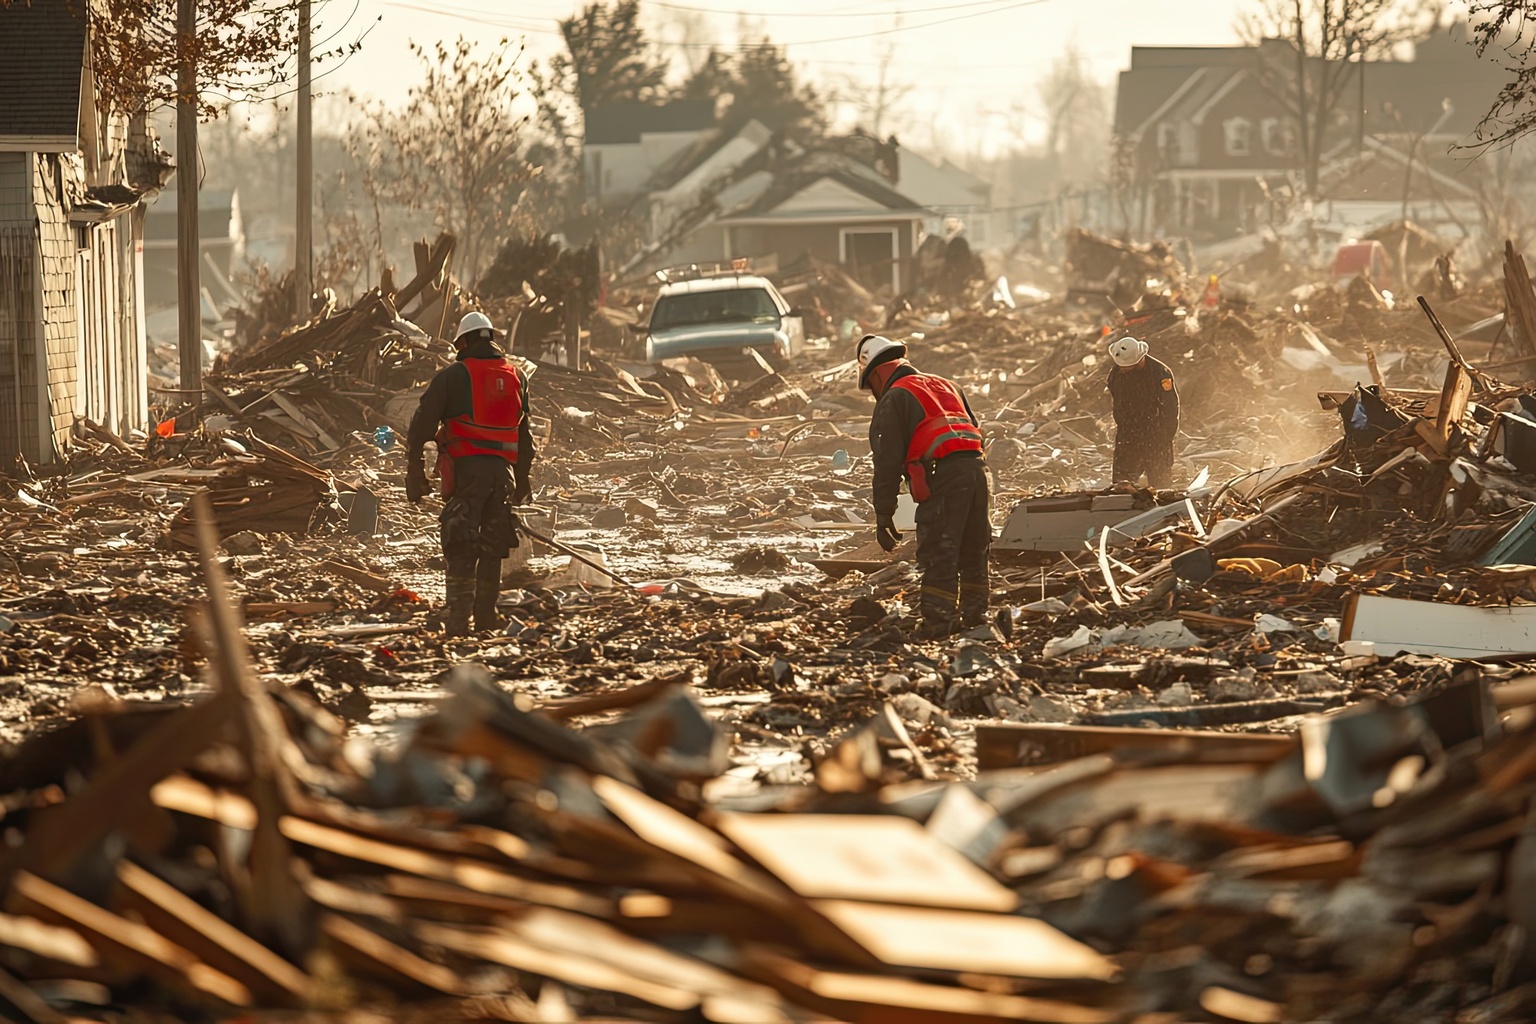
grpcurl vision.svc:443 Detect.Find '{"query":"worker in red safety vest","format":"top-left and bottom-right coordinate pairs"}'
top-left (406, 311), bottom-right (534, 636)
top-left (857, 334), bottom-right (990, 639)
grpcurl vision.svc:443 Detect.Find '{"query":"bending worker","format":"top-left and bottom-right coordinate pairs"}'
top-left (1106, 336), bottom-right (1178, 488)
top-left (857, 334), bottom-right (990, 639)
top-left (406, 311), bottom-right (534, 636)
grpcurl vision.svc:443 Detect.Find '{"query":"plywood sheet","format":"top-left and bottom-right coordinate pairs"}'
top-left (809, 900), bottom-right (1118, 981)
top-left (716, 812), bottom-right (1016, 912)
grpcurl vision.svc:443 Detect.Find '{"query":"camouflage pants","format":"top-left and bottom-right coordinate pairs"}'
top-left (440, 459), bottom-right (517, 578)
top-left (914, 454), bottom-right (990, 633)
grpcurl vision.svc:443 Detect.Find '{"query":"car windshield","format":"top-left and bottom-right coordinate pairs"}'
top-left (650, 288), bottom-right (780, 330)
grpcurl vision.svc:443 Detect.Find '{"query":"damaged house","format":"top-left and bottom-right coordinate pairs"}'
top-left (0, 0), bottom-right (169, 467)
top-left (621, 122), bottom-right (932, 294)
top-left (1115, 29), bottom-right (1504, 241)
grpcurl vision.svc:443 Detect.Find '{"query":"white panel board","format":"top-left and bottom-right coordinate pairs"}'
top-left (1342, 593), bottom-right (1536, 659)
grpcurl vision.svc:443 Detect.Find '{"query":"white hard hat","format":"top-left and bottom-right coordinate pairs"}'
top-left (1108, 337), bottom-right (1149, 367)
top-left (855, 334), bottom-right (907, 389)
top-left (454, 311), bottom-right (502, 342)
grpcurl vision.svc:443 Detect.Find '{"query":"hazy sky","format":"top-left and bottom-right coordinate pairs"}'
top-left (310, 0), bottom-right (1247, 153)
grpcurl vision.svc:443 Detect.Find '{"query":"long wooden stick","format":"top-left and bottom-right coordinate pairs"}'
top-left (515, 519), bottom-right (640, 590)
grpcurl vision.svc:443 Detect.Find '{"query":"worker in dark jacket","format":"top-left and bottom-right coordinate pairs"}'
top-left (1106, 337), bottom-right (1178, 488)
top-left (858, 334), bottom-right (989, 639)
top-left (407, 312), bottom-right (534, 636)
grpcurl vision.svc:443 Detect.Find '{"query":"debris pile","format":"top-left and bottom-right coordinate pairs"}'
top-left (3, 500), bottom-right (1536, 1023)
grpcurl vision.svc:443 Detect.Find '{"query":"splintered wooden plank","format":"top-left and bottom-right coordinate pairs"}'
top-left (12, 689), bottom-right (238, 883)
top-left (318, 559), bottom-right (396, 593)
top-left (0, 911), bottom-right (99, 968)
top-left (372, 873), bottom-right (603, 922)
top-left (416, 908), bottom-right (790, 1021)
top-left (321, 913), bottom-right (468, 995)
top-left (114, 861), bottom-right (312, 1005)
top-left (745, 948), bottom-right (1118, 1024)
top-left (415, 919), bottom-right (700, 1012)
top-left (809, 901), bottom-right (1119, 982)
top-left (187, 493), bottom-right (311, 954)
top-left (507, 905), bottom-right (789, 1020)
top-left (586, 777), bottom-right (880, 967)
top-left (974, 723), bottom-right (1294, 771)
top-left (151, 774), bottom-right (596, 888)
top-left (591, 775), bottom-right (752, 883)
top-left (271, 392), bottom-right (342, 449)
top-left (1200, 986), bottom-right (1284, 1023)
top-left (243, 600), bottom-right (338, 620)
top-left (715, 813), bottom-right (1017, 912)
top-left (0, 963), bottom-right (70, 1024)
top-left (10, 872), bottom-right (251, 1007)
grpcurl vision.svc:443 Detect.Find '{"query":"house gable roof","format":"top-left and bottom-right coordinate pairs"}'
top-left (775, 177), bottom-right (890, 214)
top-left (896, 148), bottom-right (990, 208)
top-left (719, 161), bottom-right (927, 224)
top-left (0, 0), bottom-right (87, 148)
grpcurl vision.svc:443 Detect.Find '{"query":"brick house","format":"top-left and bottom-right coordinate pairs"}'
top-left (1114, 29), bottom-right (1506, 240)
top-left (0, 0), bottom-right (170, 467)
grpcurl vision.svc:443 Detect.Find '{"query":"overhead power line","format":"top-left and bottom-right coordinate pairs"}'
top-left (644, 0), bottom-right (1028, 19)
top-left (385, 0), bottom-right (1056, 49)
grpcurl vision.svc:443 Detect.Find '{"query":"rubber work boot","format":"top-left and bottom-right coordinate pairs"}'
top-left (443, 574), bottom-right (475, 638)
top-left (915, 618), bottom-right (956, 641)
top-left (918, 583), bottom-right (959, 640)
top-left (959, 580), bottom-right (989, 629)
top-left (473, 558), bottom-right (505, 633)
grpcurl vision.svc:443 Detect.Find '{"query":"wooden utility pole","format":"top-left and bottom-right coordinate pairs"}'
top-left (564, 295), bottom-right (583, 371)
top-left (295, 0), bottom-right (313, 322)
top-left (176, 0), bottom-right (201, 399)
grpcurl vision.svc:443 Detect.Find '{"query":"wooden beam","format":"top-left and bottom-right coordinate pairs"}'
top-left (975, 723), bottom-right (1295, 772)
top-left (10, 872), bottom-right (251, 1007)
top-left (114, 861), bottom-right (312, 1005)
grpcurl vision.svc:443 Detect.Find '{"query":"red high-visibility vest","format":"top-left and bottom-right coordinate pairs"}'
top-left (442, 358), bottom-right (522, 461)
top-left (888, 374), bottom-right (983, 467)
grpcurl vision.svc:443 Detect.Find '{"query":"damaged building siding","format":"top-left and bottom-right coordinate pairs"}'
top-left (726, 219), bottom-right (919, 293)
top-left (0, 151), bottom-right (147, 465)
top-left (35, 152), bottom-right (80, 455)
top-left (0, 152), bottom-right (39, 463)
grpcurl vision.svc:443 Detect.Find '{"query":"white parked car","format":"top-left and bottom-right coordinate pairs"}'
top-left (643, 268), bottom-right (805, 375)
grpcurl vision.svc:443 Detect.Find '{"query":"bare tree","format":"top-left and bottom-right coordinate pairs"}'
top-left (1471, 1), bottom-right (1536, 145)
top-left (349, 38), bottom-right (537, 282)
top-left (1107, 133), bottom-right (1142, 239)
top-left (1239, 0), bottom-right (1434, 195)
top-left (1036, 45), bottom-right (1112, 186)
top-left (655, 7), bottom-right (716, 77)
top-left (831, 32), bottom-right (915, 137)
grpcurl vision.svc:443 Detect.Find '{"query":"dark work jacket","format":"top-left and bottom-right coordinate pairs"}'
top-left (868, 363), bottom-right (980, 518)
top-left (407, 338), bottom-right (535, 485)
top-left (1107, 356), bottom-right (1179, 445)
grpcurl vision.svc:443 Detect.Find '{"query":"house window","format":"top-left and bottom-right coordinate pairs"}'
top-left (1156, 122), bottom-right (1177, 159)
top-left (1224, 118), bottom-right (1252, 157)
top-left (1261, 118), bottom-right (1290, 156)
top-left (75, 226), bottom-right (90, 251)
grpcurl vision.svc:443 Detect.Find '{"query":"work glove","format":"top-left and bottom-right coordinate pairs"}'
top-left (405, 463), bottom-right (429, 504)
top-left (876, 514), bottom-right (901, 553)
top-left (511, 475), bottom-right (532, 506)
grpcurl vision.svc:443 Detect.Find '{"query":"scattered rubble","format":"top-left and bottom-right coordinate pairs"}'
top-left (9, 228), bottom-right (1536, 1020)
